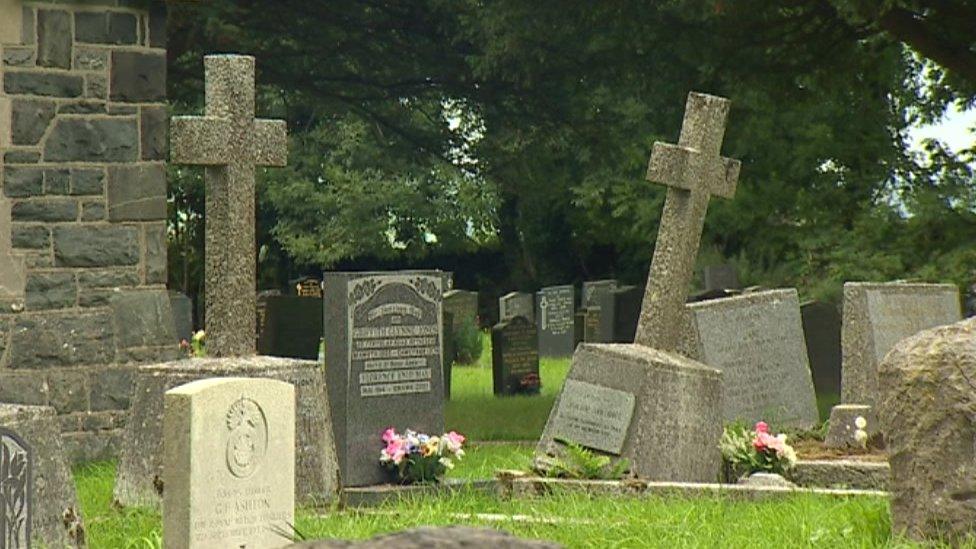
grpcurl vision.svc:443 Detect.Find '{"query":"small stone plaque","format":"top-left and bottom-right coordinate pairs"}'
top-left (550, 379), bottom-right (635, 455)
top-left (0, 428), bottom-right (32, 548)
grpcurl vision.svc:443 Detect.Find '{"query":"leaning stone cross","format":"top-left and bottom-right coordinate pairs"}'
top-left (170, 55), bottom-right (287, 357)
top-left (634, 92), bottom-right (741, 351)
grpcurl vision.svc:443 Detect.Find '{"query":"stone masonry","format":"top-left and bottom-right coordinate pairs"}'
top-left (0, 0), bottom-right (175, 462)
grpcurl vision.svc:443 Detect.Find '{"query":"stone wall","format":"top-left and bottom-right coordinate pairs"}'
top-left (0, 0), bottom-right (175, 462)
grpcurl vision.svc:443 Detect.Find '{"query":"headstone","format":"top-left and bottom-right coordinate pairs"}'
top-left (491, 316), bottom-right (541, 395)
top-left (702, 263), bottom-right (740, 291)
top-left (294, 276), bottom-right (323, 298)
top-left (323, 271), bottom-right (445, 486)
top-left (611, 285), bottom-right (641, 343)
top-left (680, 289), bottom-right (819, 428)
top-left (801, 300), bottom-right (841, 398)
top-left (442, 311), bottom-right (455, 399)
top-left (0, 404), bottom-right (83, 547)
top-left (582, 280), bottom-right (617, 342)
top-left (878, 318), bottom-right (976, 543)
top-left (841, 282), bottom-right (960, 407)
top-left (170, 291), bottom-right (195, 343)
top-left (256, 295), bottom-right (323, 360)
top-left (582, 307), bottom-right (602, 343)
top-left (539, 92), bottom-right (740, 482)
top-left (442, 290), bottom-right (478, 334)
top-left (499, 291), bottom-right (533, 323)
top-left (439, 271), bottom-right (454, 291)
top-left (170, 54), bottom-right (288, 357)
top-left (536, 285), bottom-right (575, 357)
top-left (573, 310), bottom-right (585, 349)
top-left (163, 377), bottom-right (295, 548)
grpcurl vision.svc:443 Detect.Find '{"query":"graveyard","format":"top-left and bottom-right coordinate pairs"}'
top-left (1, 0), bottom-right (976, 548)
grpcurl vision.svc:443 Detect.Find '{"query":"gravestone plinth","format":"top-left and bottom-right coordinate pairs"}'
top-left (114, 356), bottom-right (339, 508)
top-left (582, 280), bottom-right (617, 342)
top-left (679, 289), bottom-right (818, 428)
top-left (256, 294), bottom-right (323, 359)
top-left (323, 271), bottom-right (445, 486)
top-left (499, 291), bottom-right (534, 323)
top-left (492, 316), bottom-right (541, 395)
top-left (163, 378), bottom-right (294, 549)
top-left (536, 285), bottom-right (575, 357)
top-left (537, 344), bottom-right (722, 481)
top-left (0, 404), bottom-right (84, 547)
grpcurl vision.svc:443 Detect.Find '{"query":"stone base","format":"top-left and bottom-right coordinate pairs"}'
top-left (787, 459), bottom-right (889, 491)
top-left (0, 404), bottom-right (84, 547)
top-left (825, 404), bottom-right (881, 449)
top-left (113, 356), bottom-right (340, 508)
top-left (536, 343), bottom-right (723, 482)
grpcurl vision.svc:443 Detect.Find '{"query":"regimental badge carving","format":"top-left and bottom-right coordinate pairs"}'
top-left (224, 397), bottom-right (269, 479)
top-left (0, 429), bottom-right (32, 549)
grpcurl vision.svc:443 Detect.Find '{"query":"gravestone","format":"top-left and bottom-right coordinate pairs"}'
top-left (582, 307), bottom-right (602, 343)
top-left (491, 316), bottom-right (541, 395)
top-left (294, 276), bottom-right (322, 297)
top-left (442, 289), bottom-right (478, 334)
top-left (582, 279), bottom-right (617, 342)
top-left (169, 291), bottom-right (194, 343)
top-left (164, 377), bottom-right (294, 548)
top-left (840, 282), bottom-right (960, 407)
top-left (801, 300), bottom-right (841, 398)
top-left (539, 92), bottom-right (740, 482)
top-left (536, 285), bottom-right (575, 357)
top-left (702, 263), bottom-right (740, 291)
top-left (323, 271), bottom-right (445, 486)
top-left (256, 294), bottom-right (323, 360)
top-left (442, 311), bottom-right (455, 399)
top-left (680, 289), bottom-right (819, 428)
top-left (439, 271), bottom-right (454, 292)
top-left (611, 285), bottom-right (641, 343)
top-left (0, 404), bottom-right (83, 547)
top-left (499, 291), bottom-right (533, 323)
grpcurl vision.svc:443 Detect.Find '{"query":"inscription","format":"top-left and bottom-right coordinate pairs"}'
top-left (540, 287), bottom-right (573, 336)
top-left (0, 429), bottom-right (31, 549)
top-left (551, 380), bottom-right (635, 455)
top-left (190, 484), bottom-right (290, 543)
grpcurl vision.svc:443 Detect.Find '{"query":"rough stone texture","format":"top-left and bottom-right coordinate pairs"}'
top-left (36, 9), bottom-right (72, 69)
top-left (287, 527), bottom-right (562, 549)
top-left (499, 291), bottom-right (534, 323)
top-left (110, 50), bottom-right (165, 102)
top-left (3, 165), bottom-right (43, 196)
top-left (842, 282), bottom-right (960, 407)
top-left (164, 378), bottom-right (295, 549)
top-left (115, 356), bottom-right (340, 508)
top-left (11, 99), bottom-right (55, 145)
top-left (786, 460), bottom-right (889, 491)
top-left (6, 311), bottom-right (115, 368)
top-left (75, 11), bottom-right (138, 45)
top-left (43, 118), bottom-right (138, 162)
top-left (635, 93), bottom-right (741, 351)
top-left (878, 317), bottom-right (976, 542)
top-left (679, 289), bottom-right (819, 428)
top-left (824, 404), bottom-right (880, 449)
top-left (537, 343), bottom-right (723, 482)
top-left (53, 225), bottom-right (140, 266)
top-left (106, 164), bottom-right (166, 220)
top-left (11, 198), bottom-right (77, 222)
top-left (4, 71), bottom-right (84, 97)
top-left (170, 54), bottom-right (288, 357)
top-left (70, 168), bottom-right (105, 195)
top-left (0, 404), bottom-right (85, 547)
top-left (536, 285), bottom-right (575, 357)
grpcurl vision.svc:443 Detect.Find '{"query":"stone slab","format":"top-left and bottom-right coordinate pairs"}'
top-left (499, 291), bottom-right (533, 323)
top-left (611, 285), bottom-right (641, 343)
top-left (548, 379), bottom-right (634, 454)
top-left (536, 285), bottom-right (574, 357)
top-left (256, 294), bottom-right (323, 360)
top-left (825, 404), bottom-right (879, 449)
top-left (442, 289), bottom-right (478, 334)
top-left (114, 356), bottom-right (339, 508)
top-left (582, 280), bottom-right (616, 343)
top-left (801, 300), bottom-right (841, 397)
top-left (491, 315), bottom-right (540, 395)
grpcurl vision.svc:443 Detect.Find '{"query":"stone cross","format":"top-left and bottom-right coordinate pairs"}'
top-left (170, 55), bottom-right (287, 357)
top-left (634, 92), bottom-right (741, 351)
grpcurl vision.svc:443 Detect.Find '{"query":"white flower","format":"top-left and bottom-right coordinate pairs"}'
top-left (854, 429), bottom-right (868, 446)
top-left (854, 416), bottom-right (867, 429)
top-left (438, 457), bottom-right (455, 470)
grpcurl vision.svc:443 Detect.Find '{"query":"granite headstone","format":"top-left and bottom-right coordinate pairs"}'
top-left (582, 279), bottom-right (617, 342)
top-left (256, 294), bottom-right (323, 360)
top-left (499, 291), bottom-right (534, 323)
top-left (491, 316), bottom-right (541, 395)
top-left (169, 291), bottom-right (194, 343)
top-left (611, 285), bottom-right (641, 343)
top-left (801, 300), bottom-right (841, 398)
top-left (536, 285), bottom-right (575, 357)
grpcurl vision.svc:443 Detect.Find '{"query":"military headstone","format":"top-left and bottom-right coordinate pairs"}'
top-left (163, 377), bottom-right (295, 549)
top-left (323, 271), bottom-right (445, 486)
top-left (256, 294), bottom-right (323, 360)
top-left (702, 263), bottom-right (740, 292)
top-left (536, 285), bottom-right (575, 357)
top-left (169, 291), bottom-right (194, 344)
top-left (680, 289), bottom-right (819, 428)
top-left (801, 300), bottom-right (841, 398)
top-left (611, 285), bottom-right (642, 343)
top-left (492, 316), bottom-right (541, 395)
top-left (582, 279), bottom-right (617, 342)
top-left (499, 291), bottom-right (533, 323)
top-left (841, 282), bottom-right (960, 407)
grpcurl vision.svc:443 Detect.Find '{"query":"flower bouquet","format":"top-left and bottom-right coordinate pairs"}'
top-left (379, 428), bottom-right (465, 484)
top-left (720, 421), bottom-right (797, 479)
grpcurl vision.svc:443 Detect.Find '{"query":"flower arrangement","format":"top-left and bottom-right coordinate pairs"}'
top-left (720, 421), bottom-right (798, 477)
top-left (180, 330), bottom-right (207, 358)
top-left (379, 428), bottom-right (465, 484)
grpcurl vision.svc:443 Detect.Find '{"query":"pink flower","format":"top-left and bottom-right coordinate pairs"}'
top-left (754, 421), bottom-right (769, 434)
top-left (385, 439), bottom-right (407, 464)
top-left (382, 427), bottom-right (397, 443)
top-left (445, 431), bottom-right (465, 446)
top-left (753, 431), bottom-right (779, 453)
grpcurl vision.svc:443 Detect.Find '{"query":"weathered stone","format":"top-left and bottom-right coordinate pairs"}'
top-left (37, 9), bottom-right (72, 69)
top-left (78, 288), bottom-right (117, 307)
top-left (148, 5), bottom-right (166, 48)
top-left (43, 118), bottom-right (138, 162)
top-left (107, 105), bottom-right (137, 116)
top-left (70, 168), bottom-right (105, 195)
top-left (140, 105), bottom-right (167, 160)
top-left (44, 168), bottom-right (70, 194)
top-left (824, 404), bottom-right (879, 449)
top-left (787, 459), bottom-right (889, 491)
top-left (85, 74), bottom-right (107, 99)
top-left (11, 225), bottom-right (49, 249)
top-left (164, 378), bottom-right (295, 548)
top-left (0, 372), bottom-right (49, 406)
top-left (11, 199), bottom-right (78, 222)
top-left (21, 5), bottom-right (35, 45)
top-left (61, 429), bottom-right (122, 464)
top-left (75, 11), bottom-right (137, 44)
top-left (110, 290), bottom-right (177, 349)
top-left (106, 164), bottom-right (166, 220)
top-left (6, 311), bottom-right (115, 368)
top-left (53, 225), bottom-right (140, 267)
top-left (499, 291), bottom-right (534, 323)
top-left (89, 367), bottom-right (135, 411)
top-left (3, 71), bottom-right (83, 98)
top-left (3, 166), bottom-right (44, 197)
top-left (4, 151), bottom-right (41, 164)
top-left (287, 527), bottom-right (562, 549)
top-left (57, 100), bottom-right (107, 115)
top-left (878, 318), bottom-right (976, 542)
top-left (110, 51), bottom-right (165, 102)
top-left (80, 200), bottom-right (106, 221)
top-left (46, 370), bottom-right (89, 413)
top-left (78, 269), bottom-right (139, 288)
top-left (115, 357), bottom-right (340, 508)
top-left (73, 47), bottom-right (108, 70)
top-left (26, 272), bottom-right (76, 310)
top-left (492, 316), bottom-right (540, 395)
top-left (144, 222), bottom-right (167, 284)
top-left (0, 405), bottom-right (85, 547)
top-left (11, 99), bottom-right (55, 145)
top-left (3, 46), bottom-right (34, 67)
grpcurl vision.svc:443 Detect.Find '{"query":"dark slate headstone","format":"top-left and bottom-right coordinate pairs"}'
top-left (582, 307), bottom-right (602, 343)
top-left (0, 428), bottom-right (33, 547)
top-left (169, 291), bottom-right (193, 343)
top-left (256, 295), bottom-right (323, 360)
top-left (323, 272), bottom-right (445, 486)
top-left (582, 279), bottom-right (617, 342)
top-left (536, 285), bottom-right (575, 357)
top-left (573, 311), bottom-right (585, 348)
top-left (703, 264), bottom-right (740, 291)
top-left (611, 285), bottom-right (642, 343)
top-left (442, 311), bottom-right (455, 399)
top-left (801, 301), bottom-right (841, 398)
top-left (499, 291), bottom-right (534, 323)
top-left (491, 316), bottom-right (540, 395)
